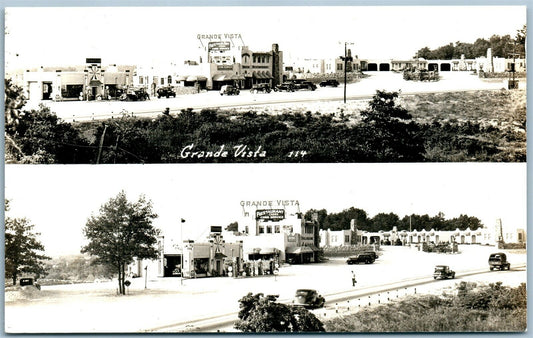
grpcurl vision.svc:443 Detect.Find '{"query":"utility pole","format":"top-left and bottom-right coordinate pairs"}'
top-left (340, 42), bottom-right (354, 103)
top-left (96, 124), bottom-right (107, 164)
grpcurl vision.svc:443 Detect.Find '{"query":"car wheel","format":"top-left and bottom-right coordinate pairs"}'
top-left (433, 276), bottom-right (437, 279)
top-left (451, 273), bottom-right (455, 279)
top-left (489, 267), bottom-right (493, 271)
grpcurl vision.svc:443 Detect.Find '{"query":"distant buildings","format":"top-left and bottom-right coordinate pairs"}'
top-left (8, 43), bottom-right (525, 104)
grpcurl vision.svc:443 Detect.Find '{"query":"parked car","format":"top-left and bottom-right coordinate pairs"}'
top-left (319, 79), bottom-right (340, 87)
top-left (120, 87), bottom-right (150, 101)
top-left (489, 252), bottom-right (511, 270)
top-left (292, 289), bottom-right (325, 309)
top-left (274, 82), bottom-right (295, 92)
top-left (19, 277), bottom-right (41, 290)
top-left (157, 86), bottom-right (176, 98)
top-left (346, 254), bottom-right (375, 264)
top-left (250, 83), bottom-right (272, 93)
top-left (363, 251), bottom-right (379, 260)
top-left (220, 85), bottom-right (240, 95)
top-left (433, 265), bottom-right (455, 279)
top-left (290, 79), bottom-right (317, 91)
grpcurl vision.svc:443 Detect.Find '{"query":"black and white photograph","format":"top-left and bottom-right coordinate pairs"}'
top-left (4, 6), bottom-right (526, 163)
top-left (4, 163), bottom-right (528, 333)
top-left (3, 4), bottom-right (528, 334)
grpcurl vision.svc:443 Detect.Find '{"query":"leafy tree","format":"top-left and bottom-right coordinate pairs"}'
top-left (81, 191), bottom-right (160, 295)
top-left (235, 293), bottom-right (325, 332)
top-left (304, 209), bottom-right (328, 229)
top-left (8, 105), bottom-right (92, 163)
top-left (359, 90), bottom-right (423, 161)
top-left (370, 212), bottom-right (400, 232)
top-left (4, 78), bottom-right (27, 133)
top-left (225, 221), bottom-right (238, 232)
top-left (4, 199), bottom-right (51, 285)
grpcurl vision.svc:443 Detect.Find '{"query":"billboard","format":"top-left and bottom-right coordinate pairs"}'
top-left (208, 41), bottom-right (231, 52)
top-left (256, 209), bottom-right (285, 222)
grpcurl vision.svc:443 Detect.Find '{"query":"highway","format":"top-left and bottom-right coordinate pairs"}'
top-left (146, 263), bottom-right (526, 333)
top-left (34, 72), bottom-right (509, 122)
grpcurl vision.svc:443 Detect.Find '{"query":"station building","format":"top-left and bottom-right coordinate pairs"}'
top-left (15, 58), bottom-right (136, 102)
top-left (320, 219), bottom-right (526, 248)
top-left (128, 199), bottom-right (321, 280)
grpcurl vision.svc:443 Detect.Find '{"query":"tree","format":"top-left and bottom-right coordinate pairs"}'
top-left (81, 191), bottom-right (160, 295)
top-left (4, 199), bottom-right (51, 285)
top-left (370, 212), bottom-right (400, 232)
top-left (234, 293), bottom-right (325, 332)
top-left (359, 90), bottom-right (424, 161)
top-left (4, 78), bottom-right (27, 133)
top-left (225, 221), bottom-right (238, 232)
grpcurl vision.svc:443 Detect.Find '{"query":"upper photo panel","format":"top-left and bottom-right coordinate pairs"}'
top-left (4, 6), bottom-right (526, 164)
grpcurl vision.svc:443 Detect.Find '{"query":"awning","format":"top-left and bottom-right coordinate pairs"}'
top-left (212, 74), bottom-right (227, 81)
top-left (89, 80), bottom-right (103, 86)
top-left (253, 71), bottom-right (273, 79)
top-left (229, 75), bottom-right (245, 80)
top-left (259, 248), bottom-right (276, 255)
top-left (286, 246), bottom-right (314, 254)
top-left (176, 75), bottom-right (188, 81)
top-left (214, 252), bottom-right (227, 259)
top-left (186, 75), bottom-right (207, 82)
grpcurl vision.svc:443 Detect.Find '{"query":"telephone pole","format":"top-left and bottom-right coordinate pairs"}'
top-left (340, 42), bottom-right (354, 103)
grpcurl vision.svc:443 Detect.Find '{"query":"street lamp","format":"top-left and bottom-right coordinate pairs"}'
top-left (340, 42), bottom-right (354, 103)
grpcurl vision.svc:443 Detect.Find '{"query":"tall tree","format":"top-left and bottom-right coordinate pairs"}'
top-left (81, 191), bottom-right (160, 295)
top-left (4, 200), bottom-right (51, 285)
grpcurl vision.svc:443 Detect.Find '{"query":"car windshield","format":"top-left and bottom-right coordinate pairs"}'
top-left (295, 290), bottom-right (312, 296)
top-left (435, 266), bottom-right (446, 271)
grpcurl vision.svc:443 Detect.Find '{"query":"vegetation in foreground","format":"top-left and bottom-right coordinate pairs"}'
top-left (5, 77), bottom-right (526, 163)
top-left (324, 282), bottom-right (527, 332)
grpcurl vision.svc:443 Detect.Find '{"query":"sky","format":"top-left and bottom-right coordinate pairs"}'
top-left (4, 6), bottom-right (526, 71)
top-left (4, 163), bottom-right (527, 257)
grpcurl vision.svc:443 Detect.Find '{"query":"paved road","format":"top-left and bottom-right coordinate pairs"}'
top-left (5, 245), bottom-right (526, 333)
top-left (33, 72), bottom-right (510, 122)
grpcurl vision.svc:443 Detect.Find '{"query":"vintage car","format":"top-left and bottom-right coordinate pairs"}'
top-left (319, 79), bottom-right (340, 87)
top-left (433, 265), bottom-right (455, 279)
top-left (489, 252), bottom-right (511, 271)
top-left (157, 86), bottom-right (176, 98)
top-left (290, 79), bottom-right (317, 91)
top-left (346, 254), bottom-right (375, 264)
top-left (120, 87), bottom-right (150, 101)
top-left (220, 85), bottom-right (240, 96)
top-left (250, 83), bottom-right (272, 93)
top-left (20, 277), bottom-right (41, 290)
top-left (292, 289), bottom-right (325, 309)
top-left (363, 251), bottom-right (379, 260)
top-left (274, 82), bottom-right (296, 92)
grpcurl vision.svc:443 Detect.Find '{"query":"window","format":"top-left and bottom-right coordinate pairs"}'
top-left (337, 64), bottom-right (343, 71)
top-left (245, 226), bottom-right (249, 234)
top-left (345, 235), bottom-right (350, 243)
top-left (167, 75), bottom-right (172, 84)
top-left (267, 226), bottom-right (272, 234)
top-left (253, 56), bottom-right (256, 63)
top-left (160, 78), bottom-right (164, 85)
top-left (139, 77), bottom-right (144, 85)
top-left (259, 226), bottom-right (264, 234)
top-left (275, 225), bottom-right (280, 233)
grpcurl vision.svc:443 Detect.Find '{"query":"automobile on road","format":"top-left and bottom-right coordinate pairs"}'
top-left (250, 83), bottom-right (272, 93)
top-left (292, 289), bottom-right (325, 309)
top-left (290, 79), bottom-right (317, 91)
top-left (220, 85), bottom-right (240, 96)
top-left (489, 252), bottom-right (511, 270)
top-left (346, 254), bottom-right (375, 264)
top-left (120, 88), bottom-right (150, 101)
top-left (433, 265), bottom-right (455, 279)
top-left (157, 86), bottom-right (176, 98)
top-left (274, 82), bottom-right (295, 92)
top-left (319, 79), bottom-right (340, 87)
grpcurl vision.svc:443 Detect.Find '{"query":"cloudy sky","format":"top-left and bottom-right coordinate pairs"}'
top-left (5, 5), bottom-right (526, 70)
top-left (4, 163), bottom-right (527, 257)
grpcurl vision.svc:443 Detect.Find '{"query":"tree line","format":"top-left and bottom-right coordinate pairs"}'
top-left (415, 25), bottom-right (526, 60)
top-left (304, 207), bottom-right (483, 232)
top-left (5, 80), bottom-right (525, 163)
